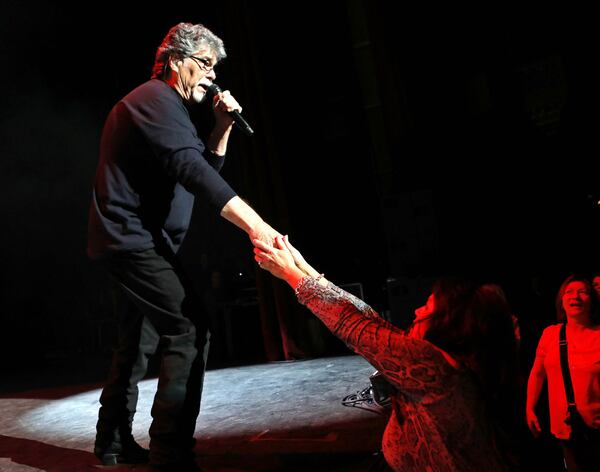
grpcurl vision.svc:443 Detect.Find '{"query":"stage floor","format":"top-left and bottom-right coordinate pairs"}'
top-left (0, 355), bottom-right (388, 471)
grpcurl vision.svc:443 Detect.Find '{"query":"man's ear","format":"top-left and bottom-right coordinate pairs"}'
top-left (168, 56), bottom-right (183, 74)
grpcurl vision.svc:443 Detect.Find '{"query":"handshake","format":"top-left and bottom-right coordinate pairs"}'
top-left (252, 235), bottom-right (325, 290)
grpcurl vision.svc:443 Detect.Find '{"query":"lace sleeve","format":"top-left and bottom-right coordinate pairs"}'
top-left (296, 277), bottom-right (454, 398)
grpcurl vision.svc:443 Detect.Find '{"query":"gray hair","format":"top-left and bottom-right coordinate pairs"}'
top-left (151, 22), bottom-right (227, 79)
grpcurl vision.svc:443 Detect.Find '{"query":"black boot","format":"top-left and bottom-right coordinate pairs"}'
top-left (94, 429), bottom-right (149, 465)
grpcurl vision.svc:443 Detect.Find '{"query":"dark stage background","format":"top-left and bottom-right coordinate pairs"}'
top-left (1, 2), bottom-right (598, 373)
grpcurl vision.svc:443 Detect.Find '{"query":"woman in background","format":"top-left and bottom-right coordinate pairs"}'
top-left (526, 274), bottom-right (600, 471)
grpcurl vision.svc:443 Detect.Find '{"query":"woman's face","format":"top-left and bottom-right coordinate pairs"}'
top-left (562, 281), bottom-right (592, 321)
top-left (409, 294), bottom-right (435, 339)
top-left (415, 294), bottom-right (435, 320)
top-left (592, 276), bottom-right (600, 297)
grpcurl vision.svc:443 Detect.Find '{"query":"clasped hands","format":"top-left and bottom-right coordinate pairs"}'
top-left (253, 235), bottom-right (317, 286)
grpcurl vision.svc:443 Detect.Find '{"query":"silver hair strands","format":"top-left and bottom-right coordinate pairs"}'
top-left (151, 22), bottom-right (227, 79)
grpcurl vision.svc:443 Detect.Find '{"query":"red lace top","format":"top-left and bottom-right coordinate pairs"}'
top-left (296, 278), bottom-right (509, 472)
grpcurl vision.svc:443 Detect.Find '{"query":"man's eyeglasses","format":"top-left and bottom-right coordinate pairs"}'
top-left (189, 56), bottom-right (215, 73)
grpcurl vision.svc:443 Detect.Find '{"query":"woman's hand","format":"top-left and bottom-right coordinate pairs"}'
top-left (281, 235), bottom-right (320, 278)
top-left (253, 236), bottom-right (305, 288)
top-left (526, 408), bottom-right (541, 438)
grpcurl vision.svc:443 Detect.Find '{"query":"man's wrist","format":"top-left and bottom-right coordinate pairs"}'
top-left (249, 219), bottom-right (268, 238)
top-left (221, 196), bottom-right (264, 235)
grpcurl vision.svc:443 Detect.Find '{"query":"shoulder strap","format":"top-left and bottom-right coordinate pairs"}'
top-left (559, 323), bottom-right (576, 407)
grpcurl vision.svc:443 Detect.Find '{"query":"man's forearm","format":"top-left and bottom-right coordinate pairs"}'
top-left (207, 123), bottom-right (233, 156)
top-left (221, 196), bottom-right (282, 246)
top-left (220, 196), bottom-right (263, 234)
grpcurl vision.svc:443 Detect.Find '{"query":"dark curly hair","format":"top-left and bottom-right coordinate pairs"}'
top-left (423, 277), bottom-right (521, 467)
top-left (424, 277), bottom-right (519, 401)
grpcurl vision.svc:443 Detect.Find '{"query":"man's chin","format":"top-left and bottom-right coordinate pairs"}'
top-left (192, 90), bottom-right (207, 104)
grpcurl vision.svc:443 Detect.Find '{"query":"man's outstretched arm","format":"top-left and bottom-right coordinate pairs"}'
top-left (220, 196), bottom-right (281, 245)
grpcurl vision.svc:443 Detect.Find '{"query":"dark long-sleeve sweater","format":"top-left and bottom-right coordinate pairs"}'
top-left (88, 79), bottom-right (237, 258)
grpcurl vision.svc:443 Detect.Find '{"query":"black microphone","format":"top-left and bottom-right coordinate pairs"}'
top-left (207, 83), bottom-right (254, 136)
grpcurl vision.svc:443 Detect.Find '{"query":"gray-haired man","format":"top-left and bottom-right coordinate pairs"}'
top-left (88, 22), bottom-right (279, 472)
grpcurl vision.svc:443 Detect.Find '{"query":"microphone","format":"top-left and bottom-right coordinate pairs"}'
top-left (207, 83), bottom-right (254, 136)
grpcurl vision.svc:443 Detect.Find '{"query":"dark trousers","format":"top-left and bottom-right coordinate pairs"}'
top-left (96, 246), bottom-right (210, 466)
top-left (560, 438), bottom-right (600, 472)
